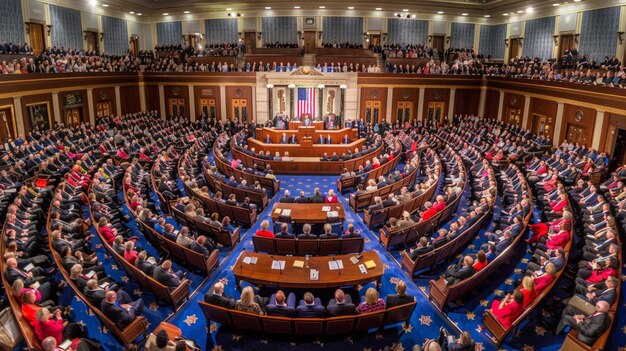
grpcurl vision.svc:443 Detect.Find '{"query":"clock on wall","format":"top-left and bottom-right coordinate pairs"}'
top-left (575, 110), bottom-right (583, 122)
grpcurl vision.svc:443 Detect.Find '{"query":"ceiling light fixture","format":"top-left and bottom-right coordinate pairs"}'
top-left (184, 10), bottom-right (190, 14)
top-left (462, 13), bottom-right (468, 16)
top-left (319, 5), bottom-right (325, 9)
top-left (226, 8), bottom-right (232, 11)
top-left (376, 7), bottom-right (382, 11)
top-left (348, 6), bottom-right (354, 9)
top-left (136, 13), bottom-right (142, 16)
top-left (526, 7), bottom-right (534, 13)
top-left (402, 9), bottom-right (409, 12)
top-left (553, 3), bottom-right (560, 6)
top-left (162, 12), bottom-right (169, 16)
top-left (102, 3), bottom-right (108, 7)
top-left (265, 7), bottom-right (271, 9)
top-left (437, 11), bottom-right (444, 14)
top-left (573, 0), bottom-right (581, 2)
top-left (129, 11), bottom-right (135, 14)
top-left (411, 14), bottom-right (416, 18)
top-left (503, 13), bottom-right (509, 16)
top-left (484, 14), bottom-right (491, 17)
top-left (294, 6), bottom-right (300, 9)
top-left (517, 10), bottom-right (523, 13)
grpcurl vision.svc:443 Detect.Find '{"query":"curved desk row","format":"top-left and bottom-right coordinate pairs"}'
top-left (256, 127), bottom-right (359, 144)
top-left (247, 138), bottom-right (366, 158)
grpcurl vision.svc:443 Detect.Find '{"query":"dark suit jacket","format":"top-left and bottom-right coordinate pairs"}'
top-left (326, 303), bottom-right (356, 316)
top-left (204, 293), bottom-right (235, 309)
top-left (310, 195), bottom-right (324, 203)
top-left (368, 203), bottom-right (384, 214)
top-left (578, 313), bottom-right (610, 345)
top-left (152, 266), bottom-right (180, 288)
top-left (294, 196), bottom-right (309, 203)
top-left (319, 233), bottom-right (338, 239)
top-left (6, 268), bottom-right (33, 285)
top-left (189, 241), bottom-right (210, 256)
top-left (298, 233), bottom-right (317, 239)
top-left (495, 238), bottom-right (512, 254)
top-left (296, 304), bottom-right (326, 318)
top-left (135, 260), bottom-right (155, 276)
top-left (385, 294), bottom-right (415, 308)
top-left (85, 288), bottom-right (106, 306)
top-left (279, 196), bottom-right (295, 203)
top-left (266, 304), bottom-right (296, 317)
top-left (275, 232), bottom-right (295, 239)
top-left (409, 246), bottom-right (433, 260)
top-left (101, 300), bottom-right (135, 328)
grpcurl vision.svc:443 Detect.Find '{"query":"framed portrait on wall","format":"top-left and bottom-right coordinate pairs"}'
top-left (305, 18), bottom-right (315, 25)
top-left (26, 102), bottom-right (51, 130)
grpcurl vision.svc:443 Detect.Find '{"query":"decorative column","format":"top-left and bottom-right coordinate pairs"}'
top-left (188, 85), bottom-right (196, 121)
top-left (447, 88), bottom-right (456, 121)
top-left (288, 84), bottom-right (296, 118)
top-left (339, 84), bottom-right (347, 125)
top-left (496, 91), bottom-right (505, 121)
top-left (385, 87), bottom-right (393, 123)
top-left (417, 87), bottom-right (425, 121)
top-left (139, 84), bottom-right (147, 111)
top-left (317, 84), bottom-right (325, 120)
top-left (478, 86), bottom-right (487, 117)
top-left (158, 84), bottom-right (166, 120)
top-left (553, 102), bottom-right (565, 147)
top-left (86, 88), bottom-right (95, 126)
top-left (52, 92), bottom-right (62, 126)
top-left (219, 85), bottom-right (227, 121)
top-left (114, 86), bottom-right (122, 116)
top-left (266, 84), bottom-right (274, 118)
top-left (521, 95), bottom-right (531, 129)
top-left (13, 97), bottom-right (24, 136)
top-left (592, 111), bottom-right (606, 151)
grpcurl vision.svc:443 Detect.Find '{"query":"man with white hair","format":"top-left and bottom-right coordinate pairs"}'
top-left (556, 300), bottom-right (611, 345)
top-left (204, 282), bottom-right (234, 308)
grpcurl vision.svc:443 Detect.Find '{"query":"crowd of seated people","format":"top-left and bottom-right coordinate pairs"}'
top-left (262, 42), bottom-right (299, 48)
top-left (383, 43), bottom-right (432, 59)
top-left (321, 42), bottom-right (364, 49)
top-left (314, 62), bottom-right (381, 73)
top-left (204, 279), bottom-right (414, 318)
top-left (0, 41), bottom-right (32, 54)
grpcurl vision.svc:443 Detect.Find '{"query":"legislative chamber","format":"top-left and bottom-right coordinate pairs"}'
top-left (0, 1), bottom-right (625, 351)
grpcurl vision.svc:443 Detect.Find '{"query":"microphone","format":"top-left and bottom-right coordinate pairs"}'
top-left (270, 255), bottom-right (282, 275)
top-left (333, 256), bottom-right (341, 277)
top-left (240, 248), bottom-right (247, 272)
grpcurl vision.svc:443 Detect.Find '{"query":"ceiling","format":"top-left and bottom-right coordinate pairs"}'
top-left (76, 0), bottom-right (596, 21)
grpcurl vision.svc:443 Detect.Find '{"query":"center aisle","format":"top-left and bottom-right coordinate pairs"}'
top-left (166, 174), bottom-right (463, 351)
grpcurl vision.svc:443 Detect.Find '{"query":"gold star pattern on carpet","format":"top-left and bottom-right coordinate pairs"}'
top-left (210, 322), bottom-right (218, 333)
top-left (622, 325), bottom-right (626, 334)
top-left (313, 340), bottom-right (324, 347)
top-left (219, 277), bottom-right (229, 285)
top-left (95, 244), bottom-right (102, 249)
top-left (521, 258), bottom-right (529, 264)
top-left (535, 326), bottom-right (546, 336)
top-left (111, 264), bottom-right (118, 270)
top-left (466, 311), bottom-right (476, 320)
top-left (121, 276), bottom-right (129, 282)
top-left (402, 324), bottom-right (413, 333)
top-left (468, 244), bottom-right (475, 250)
top-left (514, 268), bottom-right (523, 274)
top-left (232, 334), bottom-right (241, 341)
top-left (476, 325), bottom-right (484, 333)
top-left (474, 342), bottom-right (484, 351)
top-left (419, 315), bottom-right (432, 326)
top-left (494, 289), bottom-right (504, 296)
top-left (211, 346), bottom-right (223, 351)
top-left (363, 348), bottom-right (372, 351)
top-left (290, 342), bottom-right (297, 347)
top-left (522, 345), bottom-right (534, 351)
top-left (480, 299), bottom-right (489, 306)
top-left (260, 339), bottom-right (269, 344)
top-left (133, 289), bottom-right (143, 296)
top-left (390, 276), bottom-right (401, 286)
top-left (184, 314), bottom-right (198, 326)
top-left (149, 303), bottom-right (159, 311)
top-left (505, 279), bottom-right (514, 285)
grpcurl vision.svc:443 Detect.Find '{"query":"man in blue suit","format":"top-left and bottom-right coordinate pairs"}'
top-left (266, 290), bottom-right (296, 317)
top-left (296, 292), bottom-right (326, 317)
top-left (101, 290), bottom-right (144, 328)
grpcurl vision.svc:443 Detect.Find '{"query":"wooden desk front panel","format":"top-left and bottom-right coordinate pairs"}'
top-left (270, 202), bottom-right (345, 223)
top-left (256, 127), bottom-right (358, 144)
top-left (247, 138), bottom-right (365, 158)
top-left (233, 251), bottom-right (384, 289)
top-left (287, 121), bottom-right (325, 130)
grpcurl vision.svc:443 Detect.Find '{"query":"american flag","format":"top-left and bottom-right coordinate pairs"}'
top-left (297, 87), bottom-right (316, 118)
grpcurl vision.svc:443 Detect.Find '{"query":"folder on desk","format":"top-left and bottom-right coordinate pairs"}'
top-left (293, 260), bottom-right (304, 268)
top-left (243, 256), bottom-right (258, 264)
top-left (322, 206), bottom-right (331, 212)
top-left (327, 211), bottom-right (339, 218)
top-left (281, 209), bottom-right (292, 216)
top-left (364, 260), bottom-right (377, 269)
top-left (271, 260), bottom-right (286, 270)
top-left (328, 260), bottom-right (344, 270)
top-left (274, 208), bottom-right (282, 215)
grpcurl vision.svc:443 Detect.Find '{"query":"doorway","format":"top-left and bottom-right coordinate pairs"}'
top-left (231, 99), bottom-right (248, 122)
top-left (506, 107), bottom-right (522, 127)
top-left (168, 98), bottom-right (185, 118)
top-left (609, 128), bottom-right (626, 170)
top-left (85, 30), bottom-right (99, 53)
top-left (432, 36), bottom-right (444, 60)
top-left (369, 33), bottom-right (381, 48)
top-left (566, 124), bottom-right (588, 145)
top-left (530, 113), bottom-right (554, 138)
top-left (559, 34), bottom-right (574, 57)
top-left (304, 31), bottom-right (316, 54)
top-left (64, 108), bottom-right (82, 127)
top-left (365, 100), bottom-right (381, 124)
top-left (427, 102), bottom-right (445, 124)
top-left (28, 23), bottom-right (45, 56)
top-left (509, 38), bottom-right (522, 60)
top-left (396, 101), bottom-right (413, 124)
top-left (244, 32), bottom-right (256, 54)
top-left (199, 98), bottom-right (217, 119)
top-left (0, 105), bottom-right (16, 141)
top-left (96, 102), bottom-right (112, 118)
top-left (130, 37), bottom-right (139, 57)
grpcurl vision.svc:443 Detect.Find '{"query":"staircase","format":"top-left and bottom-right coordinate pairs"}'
top-left (303, 54), bottom-right (316, 67)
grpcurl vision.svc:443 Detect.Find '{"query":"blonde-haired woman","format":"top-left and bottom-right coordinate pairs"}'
top-left (356, 288), bottom-right (386, 313)
top-left (520, 275), bottom-right (537, 308)
top-left (255, 220), bottom-right (274, 238)
top-left (366, 179), bottom-right (378, 192)
top-left (235, 286), bottom-right (263, 315)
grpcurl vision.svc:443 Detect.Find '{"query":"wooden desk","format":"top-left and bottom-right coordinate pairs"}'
top-left (233, 251), bottom-right (384, 289)
top-left (270, 202), bottom-right (345, 224)
top-left (288, 121), bottom-right (325, 130)
top-left (256, 127), bottom-right (358, 144)
top-left (247, 138), bottom-right (365, 158)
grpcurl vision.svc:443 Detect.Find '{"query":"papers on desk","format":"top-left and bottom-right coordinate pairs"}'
top-left (23, 263), bottom-right (35, 272)
top-left (85, 270), bottom-right (97, 278)
top-left (327, 211), bottom-right (339, 218)
top-left (293, 260), bottom-right (305, 268)
top-left (271, 260), bottom-right (286, 270)
top-left (349, 256), bottom-right (360, 264)
top-left (310, 269), bottom-right (319, 280)
top-left (99, 281), bottom-right (110, 289)
top-left (273, 208), bottom-right (282, 215)
top-left (281, 209), bottom-right (291, 216)
top-left (243, 256), bottom-right (258, 265)
top-left (364, 260), bottom-right (377, 269)
top-left (58, 339), bottom-right (73, 350)
top-left (322, 206), bottom-right (331, 212)
top-left (30, 281), bottom-right (40, 290)
top-left (328, 260), bottom-right (344, 270)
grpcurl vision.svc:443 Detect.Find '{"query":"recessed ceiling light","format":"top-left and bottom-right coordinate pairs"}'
top-left (294, 6), bottom-right (300, 9)
top-left (102, 3), bottom-right (108, 7)
top-left (376, 7), bottom-right (382, 11)
top-left (265, 7), bottom-right (271, 9)
top-left (526, 7), bottom-right (534, 13)
top-left (411, 14), bottom-right (416, 18)
top-left (503, 13), bottom-right (509, 16)
top-left (136, 13), bottom-right (142, 16)
top-left (462, 13), bottom-right (468, 16)
top-left (348, 6), bottom-right (354, 9)
top-left (517, 10), bottom-right (523, 13)
top-left (184, 10), bottom-right (190, 14)
top-left (129, 11), bottom-right (134, 14)
top-left (319, 5), bottom-right (325, 9)
top-left (437, 11), bottom-right (444, 14)
top-left (162, 13), bottom-right (169, 15)
top-left (573, 0), bottom-right (581, 2)
top-left (484, 14), bottom-right (491, 17)
top-left (402, 9), bottom-right (409, 12)
top-left (226, 8), bottom-right (232, 10)
top-left (553, 3), bottom-right (560, 6)
top-left (241, 13), bottom-right (244, 16)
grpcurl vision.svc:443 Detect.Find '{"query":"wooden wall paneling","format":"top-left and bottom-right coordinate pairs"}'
top-left (145, 85), bottom-right (161, 113)
top-left (20, 93), bottom-right (53, 132)
top-left (453, 89), bottom-right (480, 116)
top-left (422, 88), bottom-right (450, 122)
top-left (528, 97), bottom-right (558, 139)
top-left (91, 87), bottom-right (117, 117)
top-left (0, 97), bottom-right (17, 139)
top-left (359, 87), bottom-right (388, 123)
top-left (391, 88), bottom-right (419, 124)
top-left (560, 104), bottom-right (596, 146)
top-left (502, 92), bottom-right (525, 127)
top-left (58, 90), bottom-right (88, 126)
top-left (225, 86), bottom-right (253, 121)
top-left (194, 85), bottom-right (221, 119)
top-left (604, 113), bottom-right (626, 154)
top-left (163, 85), bottom-right (190, 118)
top-left (119, 86), bottom-right (141, 115)
top-left (484, 90), bottom-right (500, 119)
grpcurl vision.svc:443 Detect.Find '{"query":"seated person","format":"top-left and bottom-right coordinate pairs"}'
top-left (265, 290), bottom-right (296, 317)
top-left (556, 300), bottom-right (611, 346)
top-left (489, 291), bottom-right (524, 329)
top-left (444, 256), bottom-right (475, 286)
top-left (100, 290), bottom-right (145, 329)
top-left (385, 280), bottom-right (415, 307)
top-left (327, 289), bottom-right (355, 316)
top-left (356, 288), bottom-right (386, 314)
top-left (296, 292), bottom-right (326, 317)
top-left (204, 282), bottom-right (235, 308)
top-left (319, 223), bottom-right (338, 239)
top-left (152, 260), bottom-right (184, 290)
top-left (255, 220), bottom-right (275, 238)
top-left (408, 237), bottom-right (433, 260)
top-left (297, 224), bottom-right (317, 239)
top-left (275, 223), bottom-right (295, 239)
top-left (235, 286), bottom-right (264, 315)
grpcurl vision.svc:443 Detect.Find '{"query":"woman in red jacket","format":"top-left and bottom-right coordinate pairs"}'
top-left (533, 263), bottom-right (557, 293)
top-left (520, 276), bottom-right (537, 308)
top-left (489, 291), bottom-right (524, 329)
top-left (36, 308), bottom-right (64, 344)
top-left (527, 211), bottom-right (572, 244)
top-left (325, 190), bottom-right (338, 203)
top-left (578, 258), bottom-right (617, 284)
top-left (549, 193), bottom-right (569, 213)
top-left (255, 220), bottom-right (275, 238)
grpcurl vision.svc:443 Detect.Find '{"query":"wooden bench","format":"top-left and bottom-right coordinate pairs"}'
top-left (337, 152), bottom-right (401, 194)
top-left (183, 186), bottom-right (257, 227)
top-left (205, 171), bottom-right (269, 209)
top-left (214, 148), bottom-right (280, 195)
top-left (251, 236), bottom-right (364, 256)
top-left (186, 56), bottom-right (237, 66)
top-left (198, 300), bottom-right (416, 336)
top-left (348, 158), bottom-right (418, 211)
top-left (429, 174), bottom-right (532, 311)
top-left (169, 201), bottom-right (240, 247)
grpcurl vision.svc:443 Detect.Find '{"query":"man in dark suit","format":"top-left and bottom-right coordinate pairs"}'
top-left (294, 191), bottom-right (309, 203)
top-left (327, 289), bottom-right (355, 316)
top-left (266, 290), bottom-right (296, 317)
top-left (289, 135), bottom-right (298, 144)
top-left (203, 282), bottom-right (235, 308)
top-left (100, 290), bottom-right (145, 329)
top-left (297, 224), bottom-right (317, 239)
top-left (408, 237), bottom-right (433, 260)
top-left (134, 251), bottom-right (155, 276)
top-left (190, 236), bottom-right (211, 256)
top-left (264, 134), bottom-right (272, 143)
top-left (152, 260), bottom-right (184, 290)
top-left (368, 197), bottom-right (384, 214)
top-left (317, 135), bottom-right (325, 144)
top-left (309, 188), bottom-right (324, 203)
top-left (343, 224), bottom-right (361, 238)
top-left (319, 223), bottom-right (338, 239)
top-left (556, 300), bottom-right (611, 346)
top-left (280, 133), bottom-right (288, 144)
top-left (275, 223), bottom-right (295, 239)
top-left (444, 256), bottom-right (475, 286)
top-left (296, 292), bottom-right (326, 317)
top-left (279, 190), bottom-right (294, 203)
top-left (385, 280), bottom-right (415, 307)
